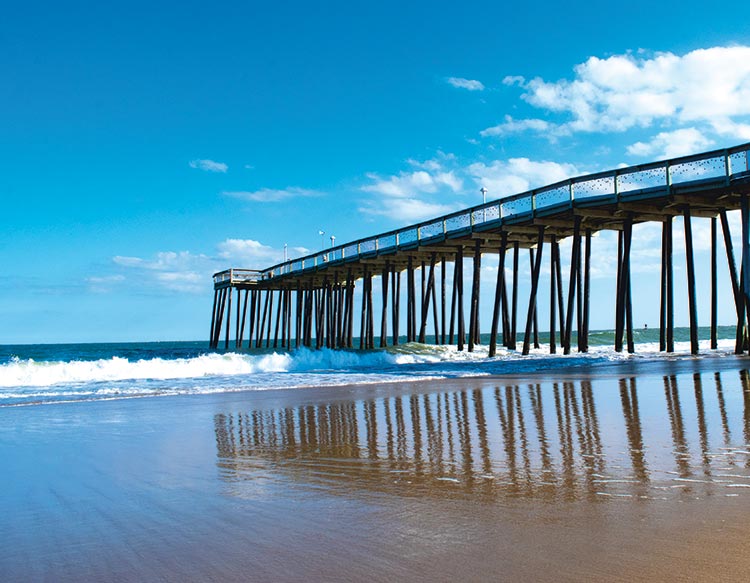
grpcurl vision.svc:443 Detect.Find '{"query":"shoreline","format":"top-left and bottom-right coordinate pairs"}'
top-left (3, 347), bottom-right (750, 410)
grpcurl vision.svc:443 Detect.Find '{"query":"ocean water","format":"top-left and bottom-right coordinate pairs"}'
top-left (0, 326), bottom-right (740, 407)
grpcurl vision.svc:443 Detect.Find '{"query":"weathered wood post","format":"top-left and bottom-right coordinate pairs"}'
top-left (489, 233), bottom-right (508, 357)
top-left (522, 227), bottom-right (545, 355)
top-left (683, 208), bottom-right (699, 355)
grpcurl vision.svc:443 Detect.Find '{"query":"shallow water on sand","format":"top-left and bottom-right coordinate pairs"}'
top-left (3, 361), bottom-right (750, 581)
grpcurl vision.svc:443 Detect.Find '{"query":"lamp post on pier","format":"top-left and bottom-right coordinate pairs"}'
top-left (319, 230), bottom-right (325, 250)
top-left (481, 187), bottom-right (488, 222)
top-left (330, 235), bottom-right (336, 248)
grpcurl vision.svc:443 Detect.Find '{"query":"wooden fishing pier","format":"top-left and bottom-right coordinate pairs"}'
top-left (210, 144), bottom-right (750, 356)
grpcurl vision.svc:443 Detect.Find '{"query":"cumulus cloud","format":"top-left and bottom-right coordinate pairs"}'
top-left (480, 116), bottom-right (552, 137)
top-left (493, 46), bottom-right (750, 147)
top-left (360, 154), bottom-right (466, 221)
top-left (109, 238), bottom-right (309, 294)
top-left (359, 151), bottom-right (583, 223)
top-left (189, 159), bottom-right (228, 173)
top-left (112, 251), bottom-right (213, 293)
top-left (626, 128), bottom-right (714, 159)
top-left (359, 198), bottom-right (457, 223)
top-left (467, 158), bottom-right (579, 197)
top-left (446, 77), bottom-right (485, 91)
top-left (217, 239), bottom-right (284, 265)
top-left (223, 187), bottom-right (322, 203)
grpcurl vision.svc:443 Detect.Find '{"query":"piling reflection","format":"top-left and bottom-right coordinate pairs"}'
top-left (215, 370), bottom-right (750, 502)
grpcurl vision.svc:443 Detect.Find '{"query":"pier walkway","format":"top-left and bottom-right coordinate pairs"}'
top-left (210, 144), bottom-right (750, 357)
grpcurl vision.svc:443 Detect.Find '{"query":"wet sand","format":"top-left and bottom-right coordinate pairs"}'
top-left (3, 357), bottom-right (750, 581)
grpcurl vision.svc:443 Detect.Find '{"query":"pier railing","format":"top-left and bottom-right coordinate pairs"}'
top-left (213, 268), bottom-right (262, 286)
top-left (249, 144), bottom-right (750, 281)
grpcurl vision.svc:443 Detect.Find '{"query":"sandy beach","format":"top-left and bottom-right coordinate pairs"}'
top-left (2, 356), bottom-right (750, 581)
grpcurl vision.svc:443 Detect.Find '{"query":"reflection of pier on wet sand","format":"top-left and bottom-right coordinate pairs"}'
top-left (214, 369), bottom-right (750, 502)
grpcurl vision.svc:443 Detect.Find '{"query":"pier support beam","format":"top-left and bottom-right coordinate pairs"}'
top-left (441, 257), bottom-right (447, 344)
top-left (209, 290), bottom-right (219, 349)
top-left (522, 227), bottom-right (545, 355)
top-left (711, 217), bottom-right (718, 350)
top-left (489, 233), bottom-right (508, 357)
top-left (684, 208), bottom-right (699, 355)
top-left (380, 263), bottom-right (390, 348)
top-left (456, 246), bottom-right (465, 351)
top-left (469, 241), bottom-right (481, 352)
top-left (580, 229), bottom-right (592, 353)
top-left (510, 242), bottom-right (519, 350)
top-left (549, 235), bottom-right (558, 354)
top-left (615, 217), bottom-right (633, 353)
top-left (742, 194), bottom-right (750, 352)
top-left (529, 249), bottom-right (539, 349)
top-left (720, 210), bottom-right (745, 353)
top-left (392, 268), bottom-right (400, 346)
top-left (564, 217), bottom-right (581, 355)
top-left (224, 284), bottom-right (233, 350)
top-left (659, 218), bottom-right (675, 352)
top-left (419, 254), bottom-right (436, 344)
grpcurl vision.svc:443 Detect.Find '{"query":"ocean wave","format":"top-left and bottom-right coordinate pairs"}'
top-left (0, 336), bottom-right (741, 407)
top-left (0, 348), bottom-right (427, 389)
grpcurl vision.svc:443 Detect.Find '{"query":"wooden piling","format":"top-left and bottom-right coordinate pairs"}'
top-left (392, 268), bottom-right (400, 346)
top-left (522, 227), bottom-right (545, 355)
top-left (419, 254), bottom-right (436, 344)
top-left (456, 246), bottom-right (466, 351)
top-left (273, 289), bottom-right (283, 348)
top-left (441, 257), bottom-right (447, 344)
top-left (380, 263), bottom-right (389, 348)
top-left (248, 290), bottom-right (258, 349)
top-left (489, 233), bottom-right (508, 357)
top-left (406, 256), bottom-right (416, 342)
top-left (615, 218), bottom-right (633, 353)
top-left (238, 289), bottom-right (249, 348)
top-left (659, 221), bottom-right (668, 352)
top-left (719, 210), bottom-right (745, 353)
top-left (209, 290), bottom-right (219, 349)
top-left (549, 235), bottom-right (557, 354)
top-left (683, 208), bottom-right (699, 355)
top-left (581, 229), bottom-right (592, 352)
top-left (564, 217), bottom-right (581, 355)
top-left (711, 217), bottom-right (718, 350)
top-left (741, 194), bottom-right (750, 352)
top-left (224, 284), bottom-right (233, 350)
top-left (666, 218), bottom-right (674, 353)
top-left (510, 242), bottom-right (519, 350)
top-left (529, 249), bottom-right (539, 349)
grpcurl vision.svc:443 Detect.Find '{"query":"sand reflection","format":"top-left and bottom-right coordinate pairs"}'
top-left (215, 370), bottom-right (750, 502)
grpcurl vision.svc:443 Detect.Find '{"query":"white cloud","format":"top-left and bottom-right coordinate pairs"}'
top-left (467, 158), bottom-right (579, 197)
top-left (446, 77), bottom-right (485, 91)
top-left (499, 46), bottom-right (750, 142)
top-left (217, 239), bottom-right (284, 265)
top-left (189, 159), bottom-right (228, 173)
top-left (112, 251), bottom-right (213, 293)
top-left (224, 187), bottom-right (322, 203)
top-left (362, 169), bottom-right (464, 199)
top-left (480, 116), bottom-right (552, 137)
top-left (359, 198), bottom-right (457, 222)
top-left (359, 152), bottom-right (582, 223)
top-left (109, 239), bottom-right (308, 294)
top-left (360, 156), bottom-right (466, 222)
top-left (627, 128), bottom-right (714, 159)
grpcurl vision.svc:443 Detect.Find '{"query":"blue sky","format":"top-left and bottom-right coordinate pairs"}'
top-left (3, 1), bottom-right (750, 343)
